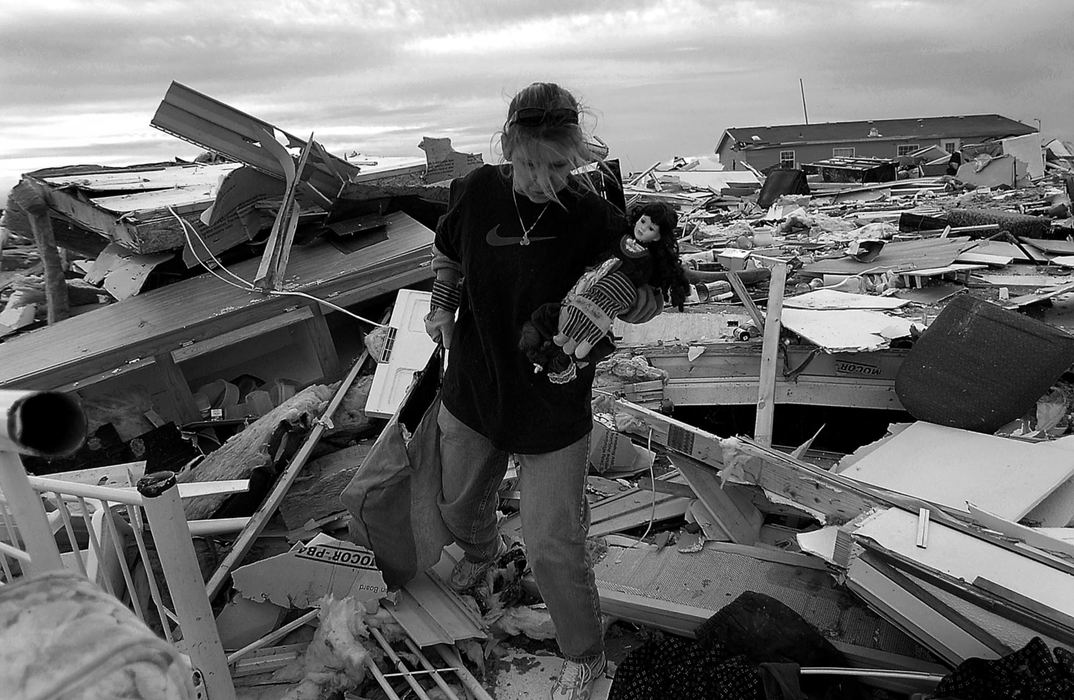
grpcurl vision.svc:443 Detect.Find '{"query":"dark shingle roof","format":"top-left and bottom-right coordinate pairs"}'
top-left (720, 114), bottom-right (1035, 151)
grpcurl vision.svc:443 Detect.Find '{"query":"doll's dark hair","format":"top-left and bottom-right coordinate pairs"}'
top-left (629, 202), bottom-right (691, 310)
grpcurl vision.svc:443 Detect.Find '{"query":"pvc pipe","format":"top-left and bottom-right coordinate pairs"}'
top-left (0, 389), bottom-right (86, 457)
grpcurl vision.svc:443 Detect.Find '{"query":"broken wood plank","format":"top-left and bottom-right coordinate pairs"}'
top-left (151, 81), bottom-right (359, 196)
top-left (154, 351), bottom-right (201, 424)
top-left (846, 553), bottom-right (1004, 666)
top-left (686, 499), bottom-right (731, 541)
top-left (725, 271), bottom-right (765, 329)
top-left (754, 260), bottom-right (786, 446)
top-left (181, 383), bottom-right (337, 521)
top-left (10, 179), bottom-right (69, 324)
top-left (589, 489), bottom-right (691, 537)
top-left (303, 302), bottom-right (341, 382)
top-left (253, 129), bottom-right (313, 291)
top-left (84, 243), bottom-right (174, 301)
top-left (673, 455), bottom-right (761, 544)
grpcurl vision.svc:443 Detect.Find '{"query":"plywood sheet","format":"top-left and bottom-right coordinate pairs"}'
top-left (840, 422), bottom-right (1074, 520)
top-left (853, 507), bottom-right (1074, 619)
top-left (594, 540), bottom-right (923, 655)
top-left (781, 308), bottom-right (914, 353)
top-left (784, 289), bottom-right (910, 310)
top-left (1023, 435), bottom-right (1074, 527)
top-left (968, 240), bottom-right (1032, 261)
top-left (800, 237), bottom-right (972, 275)
top-left (1022, 239), bottom-right (1074, 255)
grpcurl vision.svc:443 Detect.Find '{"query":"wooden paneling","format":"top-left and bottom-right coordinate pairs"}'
top-left (0, 211), bottom-right (432, 389)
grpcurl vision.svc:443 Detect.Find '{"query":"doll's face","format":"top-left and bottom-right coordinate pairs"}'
top-left (634, 214), bottom-right (661, 243)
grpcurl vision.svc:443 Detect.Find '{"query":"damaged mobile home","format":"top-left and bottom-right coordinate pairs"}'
top-left (2, 83), bottom-right (1074, 699)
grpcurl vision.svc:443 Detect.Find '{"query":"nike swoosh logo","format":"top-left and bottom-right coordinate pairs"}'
top-left (486, 224), bottom-right (555, 246)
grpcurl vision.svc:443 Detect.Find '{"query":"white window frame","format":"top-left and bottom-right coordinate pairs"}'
top-left (896, 144), bottom-right (920, 156)
top-left (832, 147), bottom-right (856, 158)
top-left (779, 150), bottom-right (795, 168)
top-left (940, 139), bottom-right (960, 154)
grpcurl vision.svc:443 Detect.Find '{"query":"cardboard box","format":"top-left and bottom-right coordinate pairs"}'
top-left (232, 533), bottom-right (388, 608)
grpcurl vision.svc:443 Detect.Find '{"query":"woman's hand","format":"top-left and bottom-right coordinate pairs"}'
top-left (618, 284), bottom-right (663, 324)
top-left (424, 308), bottom-right (456, 349)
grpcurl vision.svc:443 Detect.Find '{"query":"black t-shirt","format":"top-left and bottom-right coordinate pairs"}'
top-left (434, 164), bottom-right (627, 453)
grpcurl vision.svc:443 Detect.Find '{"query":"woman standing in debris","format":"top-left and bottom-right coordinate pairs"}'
top-left (424, 81), bottom-right (661, 699)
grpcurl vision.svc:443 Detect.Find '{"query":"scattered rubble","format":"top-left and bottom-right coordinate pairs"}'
top-left (4, 87), bottom-right (1074, 699)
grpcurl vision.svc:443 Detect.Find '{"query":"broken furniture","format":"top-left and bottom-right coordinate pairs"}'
top-left (0, 211), bottom-right (434, 428)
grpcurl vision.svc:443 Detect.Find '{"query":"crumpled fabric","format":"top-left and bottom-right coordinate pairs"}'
top-left (933, 637), bottom-right (1074, 699)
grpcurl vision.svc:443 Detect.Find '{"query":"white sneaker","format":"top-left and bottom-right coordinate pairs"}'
top-left (550, 653), bottom-right (607, 700)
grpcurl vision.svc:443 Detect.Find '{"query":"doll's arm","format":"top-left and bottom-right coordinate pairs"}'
top-left (554, 269), bottom-right (638, 359)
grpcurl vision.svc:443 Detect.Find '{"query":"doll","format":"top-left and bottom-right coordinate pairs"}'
top-left (520, 201), bottom-right (690, 383)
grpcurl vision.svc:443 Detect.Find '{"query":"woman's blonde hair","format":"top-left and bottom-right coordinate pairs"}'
top-left (498, 82), bottom-right (602, 205)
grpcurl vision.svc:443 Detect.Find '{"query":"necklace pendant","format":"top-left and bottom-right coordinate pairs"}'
top-left (520, 234), bottom-right (531, 246)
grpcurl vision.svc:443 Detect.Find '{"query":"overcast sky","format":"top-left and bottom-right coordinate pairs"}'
top-left (2, 0), bottom-right (1072, 205)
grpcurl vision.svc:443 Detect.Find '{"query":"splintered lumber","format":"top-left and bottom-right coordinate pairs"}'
top-left (9, 180), bottom-right (69, 323)
top-left (609, 398), bottom-right (880, 525)
top-left (278, 442), bottom-right (373, 532)
top-left (252, 129), bottom-right (312, 291)
top-left (672, 455), bottom-right (762, 544)
top-left (180, 383), bottom-right (335, 520)
top-left (588, 488), bottom-right (692, 537)
top-left (204, 350), bottom-right (370, 599)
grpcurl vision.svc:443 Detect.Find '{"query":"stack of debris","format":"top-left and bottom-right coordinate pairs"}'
top-left (6, 82), bottom-right (1074, 698)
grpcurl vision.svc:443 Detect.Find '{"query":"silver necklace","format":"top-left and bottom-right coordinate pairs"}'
top-left (512, 188), bottom-right (549, 246)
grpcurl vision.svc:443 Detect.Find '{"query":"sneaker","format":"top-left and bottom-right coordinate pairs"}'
top-left (448, 537), bottom-right (506, 592)
top-left (550, 653), bottom-right (607, 700)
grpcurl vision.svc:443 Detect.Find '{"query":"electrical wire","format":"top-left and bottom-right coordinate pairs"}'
top-left (614, 423), bottom-right (660, 563)
top-left (167, 206), bottom-right (389, 329)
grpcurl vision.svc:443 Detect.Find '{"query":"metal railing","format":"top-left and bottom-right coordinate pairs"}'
top-left (0, 389), bottom-right (235, 700)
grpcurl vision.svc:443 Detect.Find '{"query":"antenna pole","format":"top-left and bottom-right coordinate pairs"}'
top-left (799, 78), bottom-right (809, 125)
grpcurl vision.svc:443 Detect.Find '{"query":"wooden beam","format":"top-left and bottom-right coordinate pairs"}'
top-left (302, 302), bottom-right (341, 382)
top-left (253, 130), bottom-right (313, 290)
top-left (725, 271), bottom-right (766, 330)
top-left (609, 399), bottom-right (724, 466)
top-left (11, 180), bottom-right (69, 324)
top-left (153, 352), bottom-right (201, 424)
top-left (673, 455), bottom-right (762, 544)
top-left (754, 261), bottom-right (787, 446)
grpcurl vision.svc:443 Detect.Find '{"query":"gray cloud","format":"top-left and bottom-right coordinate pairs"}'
top-left (2, 0), bottom-right (1072, 202)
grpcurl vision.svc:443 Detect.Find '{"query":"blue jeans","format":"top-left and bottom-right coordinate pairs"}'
top-left (437, 403), bottom-right (604, 660)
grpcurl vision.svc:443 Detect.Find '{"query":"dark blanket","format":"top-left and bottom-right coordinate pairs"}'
top-left (609, 591), bottom-right (867, 700)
